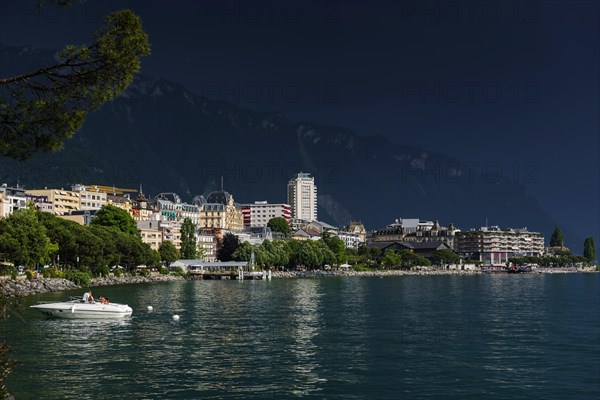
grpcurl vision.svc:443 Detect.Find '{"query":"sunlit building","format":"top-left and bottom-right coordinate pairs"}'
top-left (287, 172), bottom-right (317, 222)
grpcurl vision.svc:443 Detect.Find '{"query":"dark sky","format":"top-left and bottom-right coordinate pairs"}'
top-left (0, 0), bottom-right (598, 241)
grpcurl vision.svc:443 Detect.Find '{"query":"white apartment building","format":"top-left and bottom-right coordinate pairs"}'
top-left (334, 231), bottom-right (364, 250)
top-left (457, 226), bottom-right (545, 265)
top-left (197, 232), bottom-right (217, 262)
top-left (287, 172), bottom-right (317, 222)
top-left (155, 193), bottom-right (200, 224)
top-left (241, 201), bottom-right (291, 228)
top-left (71, 184), bottom-right (107, 210)
top-left (0, 185), bottom-right (26, 218)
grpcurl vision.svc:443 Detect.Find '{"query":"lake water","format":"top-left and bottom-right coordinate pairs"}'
top-left (3, 274), bottom-right (599, 399)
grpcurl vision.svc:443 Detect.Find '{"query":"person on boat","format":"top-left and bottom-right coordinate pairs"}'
top-left (82, 291), bottom-right (94, 303)
top-left (99, 296), bottom-right (109, 304)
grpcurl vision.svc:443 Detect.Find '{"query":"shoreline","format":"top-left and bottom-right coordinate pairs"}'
top-left (271, 267), bottom-right (598, 279)
top-left (1, 267), bottom-right (596, 298)
top-left (0, 274), bottom-right (184, 298)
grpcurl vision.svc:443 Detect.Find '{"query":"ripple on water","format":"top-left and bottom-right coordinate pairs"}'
top-left (4, 275), bottom-right (600, 400)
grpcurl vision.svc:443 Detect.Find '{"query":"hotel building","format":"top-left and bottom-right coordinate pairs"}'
top-left (287, 172), bottom-right (317, 222)
top-left (457, 226), bottom-right (544, 265)
top-left (240, 201), bottom-right (291, 228)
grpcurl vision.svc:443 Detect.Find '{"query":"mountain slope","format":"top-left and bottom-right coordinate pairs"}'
top-left (0, 45), bottom-right (581, 250)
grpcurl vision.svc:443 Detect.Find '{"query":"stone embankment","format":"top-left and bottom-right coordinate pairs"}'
top-left (89, 274), bottom-right (184, 287)
top-left (271, 269), bottom-right (483, 278)
top-left (0, 274), bottom-right (184, 298)
top-left (0, 278), bottom-right (79, 298)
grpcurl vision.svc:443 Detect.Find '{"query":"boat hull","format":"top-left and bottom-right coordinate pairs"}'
top-left (31, 301), bottom-right (133, 319)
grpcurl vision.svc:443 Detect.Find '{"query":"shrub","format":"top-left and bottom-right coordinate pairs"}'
top-left (159, 267), bottom-right (169, 275)
top-left (170, 266), bottom-right (185, 276)
top-left (63, 270), bottom-right (92, 286)
top-left (113, 268), bottom-right (123, 277)
top-left (25, 270), bottom-right (35, 281)
top-left (48, 268), bottom-right (63, 278)
top-left (138, 269), bottom-right (150, 277)
top-left (98, 265), bottom-right (110, 278)
top-left (352, 264), bottom-right (376, 272)
top-left (3, 266), bottom-right (16, 279)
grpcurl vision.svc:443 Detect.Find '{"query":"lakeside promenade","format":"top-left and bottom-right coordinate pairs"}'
top-left (1, 266), bottom-right (596, 298)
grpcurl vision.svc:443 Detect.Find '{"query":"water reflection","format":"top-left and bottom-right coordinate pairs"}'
top-left (287, 279), bottom-right (326, 396)
top-left (4, 275), bottom-right (599, 400)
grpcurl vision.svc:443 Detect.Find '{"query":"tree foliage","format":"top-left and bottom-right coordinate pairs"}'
top-left (508, 255), bottom-right (588, 267)
top-left (382, 249), bottom-right (401, 268)
top-left (0, 208), bottom-right (56, 267)
top-left (217, 233), bottom-right (240, 262)
top-left (180, 218), bottom-right (196, 259)
top-left (90, 204), bottom-right (138, 235)
top-left (0, 210), bottom-right (157, 272)
top-left (429, 249), bottom-right (460, 265)
top-left (583, 237), bottom-right (596, 263)
top-left (323, 233), bottom-right (346, 264)
top-left (159, 240), bottom-right (180, 266)
top-left (549, 226), bottom-right (564, 247)
top-left (0, 9), bottom-right (150, 160)
top-left (267, 217), bottom-right (291, 234)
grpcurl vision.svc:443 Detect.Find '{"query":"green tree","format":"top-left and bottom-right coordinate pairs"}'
top-left (382, 249), bottom-right (401, 268)
top-left (217, 233), bottom-right (240, 262)
top-left (180, 218), bottom-right (197, 259)
top-left (115, 231), bottom-right (147, 271)
top-left (0, 208), bottom-right (55, 267)
top-left (37, 211), bottom-right (79, 267)
top-left (271, 239), bottom-right (291, 268)
top-left (88, 224), bottom-right (120, 269)
top-left (323, 235), bottom-right (346, 265)
top-left (145, 248), bottom-right (161, 268)
top-left (429, 249), bottom-right (460, 265)
top-left (232, 241), bottom-right (254, 262)
top-left (549, 226), bottom-right (564, 247)
top-left (583, 237), bottom-right (596, 263)
top-left (267, 217), bottom-right (291, 234)
top-left (397, 250), bottom-right (429, 268)
top-left (291, 242), bottom-right (319, 269)
top-left (0, 9), bottom-right (150, 160)
top-left (159, 241), bottom-right (180, 266)
top-left (91, 205), bottom-right (138, 235)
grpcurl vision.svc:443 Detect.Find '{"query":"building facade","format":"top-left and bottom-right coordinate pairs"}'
top-left (197, 230), bottom-right (217, 262)
top-left (241, 201), bottom-right (291, 228)
top-left (197, 191), bottom-right (243, 231)
top-left (333, 231), bottom-right (363, 250)
top-left (155, 192), bottom-right (200, 224)
top-left (25, 194), bottom-right (54, 213)
top-left (26, 188), bottom-right (80, 216)
top-left (457, 226), bottom-right (544, 265)
top-left (287, 172), bottom-right (317, 221)
top-left (71, 184), bottom-right (107, 210)
top-left (132, 191), bottom-right (155, 222)
top-left (0, 185), bottom-right (26, 218)
top-left (138, 226), bottom-right (162, 251)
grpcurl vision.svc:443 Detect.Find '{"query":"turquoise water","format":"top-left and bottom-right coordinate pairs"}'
top-left (2, 274), bottom-right (599, 399)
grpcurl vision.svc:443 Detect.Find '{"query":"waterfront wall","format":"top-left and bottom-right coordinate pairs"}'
top-left (271, 269), bottom-right (483, 278)
top-left (0, 274), bottom-right (184, 298)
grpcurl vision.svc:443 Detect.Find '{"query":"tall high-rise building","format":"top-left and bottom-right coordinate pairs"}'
top-left (287, 172), bottom-right (317, 221)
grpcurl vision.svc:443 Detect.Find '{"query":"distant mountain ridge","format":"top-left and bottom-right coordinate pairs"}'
top-left (0, 44), bottom-right (582, 250)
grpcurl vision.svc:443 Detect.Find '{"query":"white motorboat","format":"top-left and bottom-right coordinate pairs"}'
top-left (30, 297), bottom-right (133, 319)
